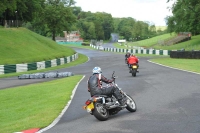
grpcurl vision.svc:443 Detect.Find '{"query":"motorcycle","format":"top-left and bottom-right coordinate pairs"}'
top-left (83, 71), bottom-right (137, 121)
top-left (130, 63), bottom-right (139, 77)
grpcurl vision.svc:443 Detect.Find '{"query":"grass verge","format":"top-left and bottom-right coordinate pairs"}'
top-left (150, 58), bottom-right (200, 73)
top-left (0, 75), bottom-right (83, 133)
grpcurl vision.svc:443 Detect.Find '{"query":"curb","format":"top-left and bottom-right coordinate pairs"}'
top-left (14, 128), bottom-right (40, 133)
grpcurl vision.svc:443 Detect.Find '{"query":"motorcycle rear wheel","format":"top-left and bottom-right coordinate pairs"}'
top-left (93, 102), bottom-right (109, 121)
top-left (126, 94), bottom-right (137, 112)
top-left (132, 69), bottom-right (137, 77)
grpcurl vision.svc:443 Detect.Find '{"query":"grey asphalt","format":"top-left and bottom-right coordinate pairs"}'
top-left (45, 48), bottom-right (200, 133)
top-left (2, 48), bottom-right (200, 133)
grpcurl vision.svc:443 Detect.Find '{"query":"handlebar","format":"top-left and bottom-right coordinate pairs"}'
top-left (112, 71), bottom-right (118, 83)
top-left (112, 71), bottom-right (115, 78)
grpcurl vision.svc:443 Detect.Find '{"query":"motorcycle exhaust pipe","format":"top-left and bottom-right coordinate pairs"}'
top-left (106, 103), bottom-right (119, 109)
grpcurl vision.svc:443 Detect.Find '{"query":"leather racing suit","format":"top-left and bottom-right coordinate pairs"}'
top-left (87, 73), bottom-right (123, 101)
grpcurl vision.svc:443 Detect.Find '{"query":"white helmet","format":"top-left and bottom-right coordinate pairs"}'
top-left (92, 67), bottom-right (102, 74)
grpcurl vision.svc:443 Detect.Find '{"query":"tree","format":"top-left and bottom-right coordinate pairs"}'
top-left (102, 13), bottom-right (114, 40)
top-left (0, 0), bottom-right (45, 27)
top-left (94, 20), bottom-right (104, 40)
top-left (94, 12), bottom-right (114, 40)
top-left (166, 0), bottom-right (200, 35)
top-left (71, 6), bottom-right (82, 16)
top-left (42, 0), bottom-right (77, 41)
top-left (77, 20), bottom-right (96, 40)
top-left (117, 17), bottom-right (136, 41)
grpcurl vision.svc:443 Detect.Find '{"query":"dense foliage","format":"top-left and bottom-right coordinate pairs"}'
top-left (166, 0), bottom-right (200, 35)
top-left (0, 0), bottom-right (168, 41)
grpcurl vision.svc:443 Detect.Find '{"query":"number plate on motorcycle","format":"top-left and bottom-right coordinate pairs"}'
top-left (132, 65), bottom-right (137, 68)
top-left (86, 102), bottom-right (94, 110)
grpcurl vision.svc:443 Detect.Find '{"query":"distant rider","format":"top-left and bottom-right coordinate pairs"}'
top-left (87, 66), bottom-right (126, 106)
top-left (125, 51), bottom-right (131, 64)
top-left (127, 54), bottom-right (139, 72)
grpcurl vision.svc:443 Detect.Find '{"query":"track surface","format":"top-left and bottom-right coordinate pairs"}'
top-left (1, 48), bottom-right (200, 133)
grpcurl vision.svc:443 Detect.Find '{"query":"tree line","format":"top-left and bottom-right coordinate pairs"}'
top-left (0, 0), bottom-right (169, 41)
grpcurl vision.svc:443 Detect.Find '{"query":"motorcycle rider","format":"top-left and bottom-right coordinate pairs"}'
top-left (127, 54), bottom-right (139, 72)
top-left (87, 66), bottom-right (126, 106)
top-left (125, 51), bottom-right (131, 64)
top-left (125, 51), bottom-right (131, 58)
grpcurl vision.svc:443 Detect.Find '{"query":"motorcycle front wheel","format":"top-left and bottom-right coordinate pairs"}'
top-left (126, 94), bottom-right (137, 112)
top-left (93, 102), bottom-right (109, 121)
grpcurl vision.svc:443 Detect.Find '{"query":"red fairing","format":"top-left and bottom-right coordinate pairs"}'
top-left (128, 56), bottom-right (138, 64)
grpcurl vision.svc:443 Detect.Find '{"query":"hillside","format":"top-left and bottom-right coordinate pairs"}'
top-left (114, 33), bottom-right (200, 50)
top-left (0, 28), bottom-right (75, 65)
top-left (156, 26), bottom-right (167, 31)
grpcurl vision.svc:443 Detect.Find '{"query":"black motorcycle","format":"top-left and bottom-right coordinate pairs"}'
top-left (83, 71), bottom-right (137, 121)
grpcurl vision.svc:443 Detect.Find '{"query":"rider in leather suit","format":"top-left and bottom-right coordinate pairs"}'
top-left (125, 51), bottom-right (131, 59)
top-left (125, 51), bottom-right (131, 64)
top-left (127, 54), bottom-right (139, 72)
top-left (87, 67), bottom-right (126, 106)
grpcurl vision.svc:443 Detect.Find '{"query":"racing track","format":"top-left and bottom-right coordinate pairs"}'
top-left (1, 48), bottom-right (200, 133)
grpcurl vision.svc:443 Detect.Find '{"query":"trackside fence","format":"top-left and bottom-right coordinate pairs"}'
top-left (90, 44), bottom-right (170, 56)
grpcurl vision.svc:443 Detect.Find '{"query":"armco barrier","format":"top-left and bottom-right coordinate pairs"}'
top-left (0, 53), bottom-right (78, 75)
top-left (90, 44), bottom-right (170, 56)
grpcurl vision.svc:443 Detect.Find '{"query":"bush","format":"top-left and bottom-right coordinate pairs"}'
top-left (81, 42), bottom-right (90, 46)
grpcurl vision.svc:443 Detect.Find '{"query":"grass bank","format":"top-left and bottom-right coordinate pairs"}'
top-left (153, 35), bottom-right (200, 50)
top-left (113, 33), bottom-right (200, 51)
top-left (0, 27), bottom-right (75, 65)
top-left (114, 33), bottom-right (176, 48)
top-left (150, 58), bottom-right (200, 74)
top-left (0, 75), bottom-right (83, 133)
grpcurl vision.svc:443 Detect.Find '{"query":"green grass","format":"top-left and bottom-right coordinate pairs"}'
top-left (0, 27), bottom-right (75, 65)
top-left (150, 58), bottom-right (200, 73)
top-left (156, 26), bottom-right (167, 31)
top-left (113, 33), bottom-right (200, 51)
top-left (0, 75), bottom-right (83, 133)
top-left (153, 35), bottom-right (200, 50)
top-left (124, 33), bottom-right (176, 48)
